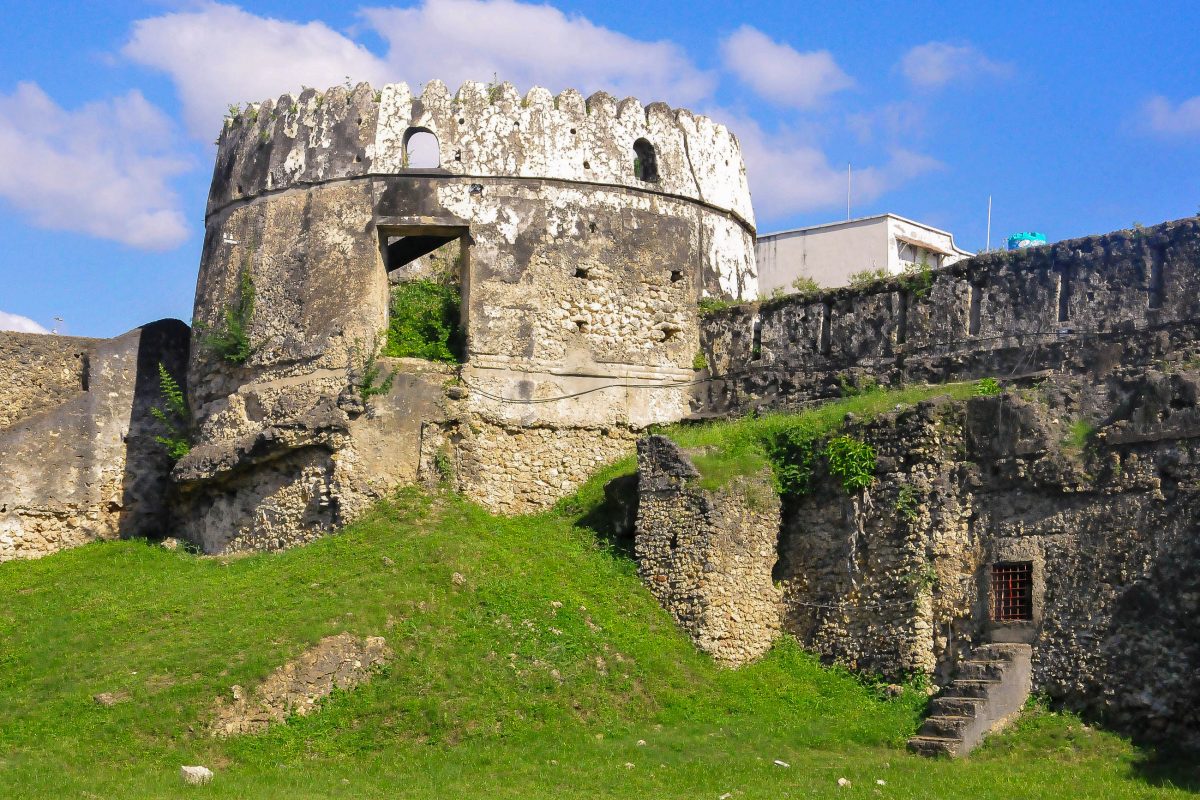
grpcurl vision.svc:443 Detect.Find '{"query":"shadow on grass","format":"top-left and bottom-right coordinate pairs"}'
top-left (1131, 747), bottom-right (1200, 792)
top-left (571, 473), bottom-right (638, 560)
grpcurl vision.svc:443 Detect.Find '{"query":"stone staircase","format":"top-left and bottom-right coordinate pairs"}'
top-left (907, 643), bottom-right (1032, 757)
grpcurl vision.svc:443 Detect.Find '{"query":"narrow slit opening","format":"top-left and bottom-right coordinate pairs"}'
top-left (819, 302), bottom-right (833, 355)
top-left (1057, 267), bottom-right (1072, 323)
top-left (1148, 252), bottom-right (1165, 310)
top-left (969, 284), bottom-right (982, 336)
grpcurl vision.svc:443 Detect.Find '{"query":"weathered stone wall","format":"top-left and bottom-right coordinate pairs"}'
top-left (174, 357), bottom-right (457, 554)
top-left (635, 371), bottom-right (1199, 745)
top-left (634, 436), bottom-right (782, 666)
top-left (698, 217), bottom-right (1200, 414)
top-left (761, 375), bottom-right (1198, 750)
top-left (0, 332), bottom-right (97, 430)
top-left (0, 321), bottom-right (190, 561)
top-left (775, 400), bottom-right (977, 682)
top-left (427, 417), bottom-right (637, 515)
top-left (180, 79), bottom-right (758, 550)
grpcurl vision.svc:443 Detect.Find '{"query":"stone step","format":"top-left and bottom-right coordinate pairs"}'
top-left (906, 735), bottom-right (961, 758)
top-left (918, 715), bottom-right (974, 739)
top-left (955, 660), bottom-right (1007, 681)
top-left (929, 696), bottom-right (987, 719)
top-left (941, 679), bottom-right (999, 699)
top-left (908, 642), bottom-right (1033, 759)
top-left (972, 643), bottom-right (1031, 662)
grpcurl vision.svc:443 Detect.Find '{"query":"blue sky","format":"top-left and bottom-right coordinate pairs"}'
top-left (1, 0), bottom-right (1198, 337)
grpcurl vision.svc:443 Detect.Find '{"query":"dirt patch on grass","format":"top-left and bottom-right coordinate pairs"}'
top-left (209, 633), bottom-right (391, 736)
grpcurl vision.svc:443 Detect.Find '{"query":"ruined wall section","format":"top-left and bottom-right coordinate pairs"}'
top-left (0, 332), bottom-right (98, 430)
top-left (699, 218), bottom-right (1200, 414)
top-left (776, 399), bottom-right (979, 682)
top-left (0, 321), bottom-right (190, 561)
top-left (634, 436), bottom-right (783, 666)
top-left (772, 379), bottom-right (1200, 750)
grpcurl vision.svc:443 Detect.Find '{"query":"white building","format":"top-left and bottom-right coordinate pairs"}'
top-left (755, 213), bottom-right (973, 295)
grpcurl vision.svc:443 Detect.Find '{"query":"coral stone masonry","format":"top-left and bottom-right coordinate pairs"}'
top-left (1, 77), bottom-right (1199, 758)
top-left (179, 79), bottom-right (757, 550)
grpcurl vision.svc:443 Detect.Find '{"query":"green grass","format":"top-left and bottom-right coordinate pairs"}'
top-left (383, 280), bottom-right (463, 362)
top-left (1064, 418), bottom-right (1097, 451)
top-left (1, 387), bottom-right (1197, 797)
top-left (561, 381), bottom-right (981, 505)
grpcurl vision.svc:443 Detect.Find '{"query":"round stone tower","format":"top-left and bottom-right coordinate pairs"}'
top-left (177, 79), bottom-right (757, 552)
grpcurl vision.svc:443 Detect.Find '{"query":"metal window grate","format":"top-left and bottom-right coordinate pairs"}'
top-left (992, 562), bottom-right (1033, 621)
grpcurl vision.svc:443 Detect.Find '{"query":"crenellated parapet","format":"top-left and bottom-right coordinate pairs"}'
top-left (207, 80), bottom-right (754, 229)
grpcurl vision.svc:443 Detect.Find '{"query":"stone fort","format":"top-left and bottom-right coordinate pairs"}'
top-left (0, 80), bottom-right (1196, 756)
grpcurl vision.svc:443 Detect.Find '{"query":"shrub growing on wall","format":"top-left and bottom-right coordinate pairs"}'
top-left (384, 280), bottom-right (463, 363)
top-left (825, 435), bottom-right (877, 493)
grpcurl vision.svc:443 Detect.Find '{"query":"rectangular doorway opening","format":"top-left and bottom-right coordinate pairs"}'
top-left (378, 224), bottom-right (470, 364)
top-left (382, 225), bottom-right (468, 283)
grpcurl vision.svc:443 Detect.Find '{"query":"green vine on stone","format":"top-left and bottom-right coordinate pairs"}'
top-left (697, 296), bottom-right (737, 316)
top-left (826, 435), bottom-right (877, 493)
top-left (848, 267), bottom-right (889, 289)
top-left (150, 362), bottom-right (191, 461)
top-left (899, 259), bottom-right (934, 300)
top-left (895, 484), bottom-right (919, 521)
top-left (434, 449), bottom-right (454, 483)
top-left (764, 427), bottom-right (818, 498)
top-left (902, 562), bottom-right (938, 593)
top-left (486, 74), bottom-right (503, 104)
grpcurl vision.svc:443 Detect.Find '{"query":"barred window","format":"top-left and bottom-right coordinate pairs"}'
top-left (991, 562), bottom-right (1033, 622)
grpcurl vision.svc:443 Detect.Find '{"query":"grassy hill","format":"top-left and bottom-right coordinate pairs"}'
top-left (1, 388), bottom-right (1197, 798)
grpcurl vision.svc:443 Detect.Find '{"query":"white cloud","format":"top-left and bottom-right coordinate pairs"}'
top-left (899, 42), bottom-right (1011, 90)
top-left (1143, 95), bottom-right (1200, 136)
top-left (0, 83), bottom-right (190, 250)
top-left (715, 112), bottom-right (943, 222)
top-left (123, 3), bottom-right (387, 139)
top-left (124, 1), bottom-right (715, 140)
top-left (720, 26), bottom-right (852, 109)
top-left (363, 1), bottom-right (714, 105)
top-left (0, 311), bottom-right (49, 334)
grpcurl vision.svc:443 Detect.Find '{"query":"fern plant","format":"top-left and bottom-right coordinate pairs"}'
top-left (150, 362), bottom-right (191, 461)
top-left (353, 338), bottom-right (395, 402)
top-left (197, 265), bottom-right (255, 364)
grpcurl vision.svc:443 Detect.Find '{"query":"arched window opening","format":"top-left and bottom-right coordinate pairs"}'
top-left (404, 128), bottom-right (441, 169)
top-left (633, 138), bottom-right (658, 182)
